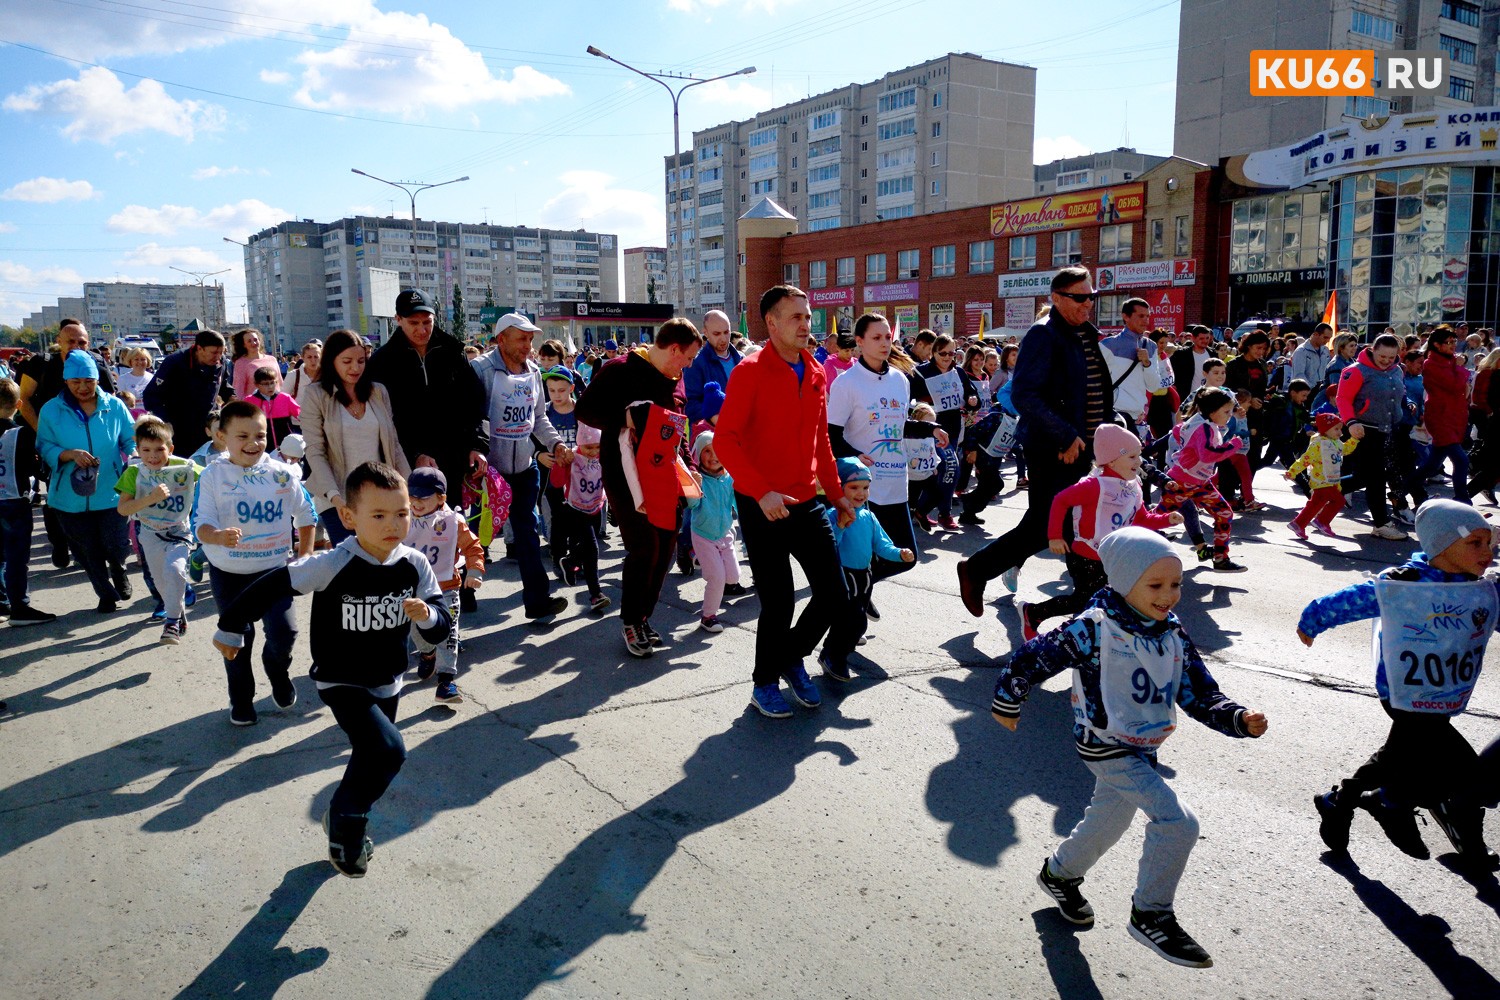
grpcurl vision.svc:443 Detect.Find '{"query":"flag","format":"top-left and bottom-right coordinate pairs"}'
top-left (830, 312), bottom-right (838, 339)
top-left (893, 310), bottom-right (902, 343)
top-left (977, 311), bottom-right (986, 342)
top-left (738, 310), bottom-right (748, 336)
top-left (1321, 291), bottom-right (1337, 337)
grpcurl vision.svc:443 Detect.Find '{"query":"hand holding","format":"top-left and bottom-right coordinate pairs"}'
top-left (900, 548), bottom-right (915, 563)
top-left (1048, 539), bottom-right (1068, 555)
top-left (933, 428), bottom-right (949, 449)
top-left (1060, 437), bottom-right (1085, 464)
top-left (1242, 711), bottom-right (1269, 737)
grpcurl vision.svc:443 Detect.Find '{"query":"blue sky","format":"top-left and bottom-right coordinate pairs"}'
top-left (0, 0), bottom-right (1181, 326)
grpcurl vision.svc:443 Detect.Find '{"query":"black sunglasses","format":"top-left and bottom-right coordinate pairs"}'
top-left (1054, 291), bottom-right (1100, 303)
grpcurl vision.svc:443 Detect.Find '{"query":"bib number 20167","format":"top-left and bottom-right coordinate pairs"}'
top-left (237, 499), bottom-right (284, 524)
top-left (1399, 648), bottom-right (1479, 687)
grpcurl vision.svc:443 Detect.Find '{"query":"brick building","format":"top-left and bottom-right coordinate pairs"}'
top-left (742, 157), bottom-right (1222, 344)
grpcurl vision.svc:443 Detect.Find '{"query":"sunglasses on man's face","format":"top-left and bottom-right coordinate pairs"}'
top-left (1054, 291), bottom-right (1099, 303)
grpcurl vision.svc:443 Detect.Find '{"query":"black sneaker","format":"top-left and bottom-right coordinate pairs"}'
top-left (958, 511), bottom-right (986, 526)
top-left (1036, 858), bottom-right (1094, 926)
top-left (1429, 800), bottom-right (1500, 872)
top-left (95, 599), bottom-right (119, 614)
top-left (865, 599), bottom-right (881, 622)
top-left (0, 601), bottom-right (9, 619)
top-left (1128, 907), bottom-right (1212, 968)
top-left (51, 548), bottom-right (72, 569)
top-left (416, 651), bottom-right (437, 681)
top-left (459, 587), bottom-right (477, 614)
top-left (1358, 791), bottom-right (1430, 859)
top-left (270, 675), bottom-right (297, 710)
top-left (229, 704), bottom-right (258, 727)
top-left (7, 605), bottom-right (57, 627)
top-left (111, 567), bottom-right (133, 600)
top-left (1211, 558), bottom-right (1248, 573)
top-left (323, 810), bottom-right (373, 878)
top-left (1195, 545), bottom-right (1213, 563)
top-left (722, 582), bottom-right (752, 597)
top-left (818, 651), bottom-right (852, 683)
top-left (524, 595), bottom-right (568, 622)
top-left (1313, 787), bottom-right (1353, 854)
top-left (644, 621), bottom-right (665, 647)
top-left (623, 622), bottom-right (654, 658)
top-left (434, 675), bottom-right (463, 705)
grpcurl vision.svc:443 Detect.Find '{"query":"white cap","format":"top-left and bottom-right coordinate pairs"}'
top-left (494, 313), bottom-right (540, 335)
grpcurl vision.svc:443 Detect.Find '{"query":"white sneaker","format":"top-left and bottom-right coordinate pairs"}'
top-left (1371, 523), bottom-right (1409, 541)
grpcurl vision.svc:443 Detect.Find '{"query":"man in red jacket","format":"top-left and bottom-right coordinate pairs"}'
top-left (715, 285), bottom-right (858, 718)
top-left (1419, 326), bottom-right (1473, 503)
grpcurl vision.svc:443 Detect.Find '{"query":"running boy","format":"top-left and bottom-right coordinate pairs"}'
top-left (1023, 424), bottom-right (1181, 640)
top-left (213, 461), bottom-right (451, 877)
top-left (115, 415), bottom-right (201, 643)
top-left (0, 378), bottom-right (56, 626)
top-left (195, 401), bottom-right (317, 725)
top-left (1286, 413), bottom-right (1359, 540)
top-left (994, 527), bottom-right (1268, 968)
top-left (1299, 499), bottom-right (1499, 871)
top-left (404, 468), bottom-right (483, 705)
top-left (821, 458), bottom-right (913, 681)
top-left (1159, 387), bottom-right (1249, 572)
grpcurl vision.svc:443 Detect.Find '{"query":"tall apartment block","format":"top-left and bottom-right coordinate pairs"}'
top-left (23, 282), bottom-right (225, 340)
top-left (665, 52), bottom-right (1036, 319)
top-left (240, 218), bottom-right (620, 350)
top-left (623, 246), bottom-right (668, 303)
top-left (1176, 0), bottom-right (1500, 163)
top-left (1034, 148), bottom-right (1168, 195)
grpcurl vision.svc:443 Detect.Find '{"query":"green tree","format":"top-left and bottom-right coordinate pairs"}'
top-left (451, 284), bottom-right (467, 340)
top-left (647, 277), bottom-right (658, 305)
top-left (482, 285), bottom-right (497, 335)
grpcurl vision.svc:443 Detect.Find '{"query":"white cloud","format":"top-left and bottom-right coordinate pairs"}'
top-left (1034, 135), bottom-right (1093, 164)
top-left (691, 77), bottom-right (773, 111)
top-left (119, 243), bottom-right (237, 271)
top-left (538, 171), bottom-right (663, 251)
top-left (107, 199), bottom-right (289, 236)
top-left (667, 0), bottom-right (801, 11)
top-left (3, 67), bottom-right (225, 143)
top-left (1, 177), bottom-right (98, 203)
top-left (259, 70), bottom-right (293, 85)
top-left (191, 166), bottom-right (266, 180)
top-left (290, 9), bottom-right (570, 114)
top-left (0, 223), bottom-right (16, 233)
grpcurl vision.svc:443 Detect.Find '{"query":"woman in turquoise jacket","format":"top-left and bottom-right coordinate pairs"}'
top-left (35, 350), bottom-right (137, 611)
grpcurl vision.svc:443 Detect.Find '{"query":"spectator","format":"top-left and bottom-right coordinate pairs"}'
top-left (1289, 323), bottom-right (1333, 391)
top-left (142, 328), bottom-right (232, 459)
top-left (285, 340), bottom-right (323, 411)
top-left (684, 310), bottom-right (741, 424)
top-left (1419, 326), bottom-right (1473, 504)
top-left (230, 328), bottom-right (280, 400)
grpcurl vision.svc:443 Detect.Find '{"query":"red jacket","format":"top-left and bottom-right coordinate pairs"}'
top-left (1422, 351), bottom-right (1471, 447)
top-left (714, 347), bottom-right (841, 504)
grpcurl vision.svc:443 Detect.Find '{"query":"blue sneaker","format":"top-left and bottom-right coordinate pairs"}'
top-left (148, 606), bottom-right (167, 623)
top-left (751, 683), bottom-right (793, 718)
top-left (783, 664), bottom-right (822, 708)
top-left (1000, 566), bottom-right (1020, 594)
top-left (185, 585), bottom-right (196, 609)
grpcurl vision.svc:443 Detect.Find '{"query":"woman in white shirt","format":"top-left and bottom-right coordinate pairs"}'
top-left (284, 339), bottom-right (323, 416)
top-left (300, 329), bottom-right (409, 543)
top-left (115, 348), bottom-right (154, 402)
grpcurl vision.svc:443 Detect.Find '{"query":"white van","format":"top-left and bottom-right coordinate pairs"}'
top-left (111, 335), bottom-right (164, 368)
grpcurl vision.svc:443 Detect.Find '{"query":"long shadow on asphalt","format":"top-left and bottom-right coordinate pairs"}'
top-left (172, 861), bottom-right (334, 999)
top-left (925, 631), bottom-right (1093, 867)
top-left (1032, 909), bottom-right (1105, 1000)
top-left (1322, 853), bottom-right (1500, 996)
top-left (423, 706), bottom-right (874, 1000)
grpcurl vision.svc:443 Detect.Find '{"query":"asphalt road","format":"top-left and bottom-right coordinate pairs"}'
top-left (2, 471), bottom-right (1498, 1000)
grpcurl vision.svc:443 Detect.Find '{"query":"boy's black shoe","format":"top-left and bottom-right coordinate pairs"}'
top-left (459, 587), bottom-right (477, 614)
top-left (323, 810), bottom-right (373, 878)
top-left (110, 565), bottom-right (133, 600)
top-left (865, 599), bottom-right (881, 622)
top-left (958, 510), bottom-right (986, 526)
top-left (1036, 859), bottom-right (1094, 926)
top-left (1358, 791), bottom-right (1430, 859)
top-left (1313, 787), bottom-right (1353, 854)
top-left (1429, 800), bottom-right (1500, 872)
top-left (1128, 907), bottom-right (1212, 968)
top-left (95, 599), bottom-right (119, 614)
top-left (524, 596), bottom-right (568, 622)
top-left (229, 704), bottom-right (258, 727)
top-left (270, 675), bottom-right (297, 710)
top-left (644, 621), bottom-right (665, 647)
top-left (416, 651), bottom-right (437, 682)
top-left (722, 582), bottom-right (752, 597)
top-left (7, 604), bottom-right (57, 627)
top-left (818, 651), bottom-right (852, 684)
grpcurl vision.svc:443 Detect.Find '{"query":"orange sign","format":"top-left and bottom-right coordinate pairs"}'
top-left (1250, 50), bottom-right (1374, 96)
top-left (990, 184), bottom-right (1144, 238)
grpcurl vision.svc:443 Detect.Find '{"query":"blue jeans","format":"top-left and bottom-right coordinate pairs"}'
top-left (0, 498), bottom-right (33, 606)
top-left (1052, 753), bottom-right (1200, 913)
top-left (209, 563), bottom-right (297, 712)
top-left (1420, 441), bottom-right (1472, 504)
top-left (503, 465), bottom-right (553, 616)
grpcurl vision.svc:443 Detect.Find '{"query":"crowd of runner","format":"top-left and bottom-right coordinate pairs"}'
top-left (2, 270), bottom-right (1498, 968)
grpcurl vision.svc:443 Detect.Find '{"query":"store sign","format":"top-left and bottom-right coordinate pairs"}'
top-left (1234, 105), bottom-right (1500, 189)
top-left (863, 280), bottom-right (920, 303)
top-left (1003, 297), bottom-right (1035, 332)
top-left (1229, 267), bottom-right (1327, 287)
top-left (809, 287), bottom-right (855, 307)
top-left (894, 304), bottom-right (919, 333)
top-left (998, 270), bottom-right (1055, 297)
top-left (989, 184), bottom-right (1145, 238)
top-left (1173, 259), bottom-right (1197, 285)
top-left (550, 301), bottom-right (675, 320)
top-left (929, 301), bottom-right (955, 335)
top-left (965, 301), bottom-right (993, 336)
top-left (1098, 259), bottom-right (1199, 291)
top-left (1145, 288), bottom-right (1186, 334)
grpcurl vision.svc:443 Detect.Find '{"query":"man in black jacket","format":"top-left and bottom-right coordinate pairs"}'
top-left (143, 329), bottom-right (233, 456)
top-left (366, 290), bottom-right (488, 499)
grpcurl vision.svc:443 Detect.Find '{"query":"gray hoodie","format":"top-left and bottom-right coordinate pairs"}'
top-left (471, 352), bottom-right (562, 476)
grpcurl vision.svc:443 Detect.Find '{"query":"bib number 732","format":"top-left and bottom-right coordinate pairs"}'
top-left (1399, 648), bottom-right (1479, 687)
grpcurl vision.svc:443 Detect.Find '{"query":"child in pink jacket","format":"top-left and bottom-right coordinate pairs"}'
top-left (1159, 387), bottom-right (1248, 573)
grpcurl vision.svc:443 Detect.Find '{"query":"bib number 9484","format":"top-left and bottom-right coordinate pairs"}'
top-left (237, 499), bottom-right (284, 524)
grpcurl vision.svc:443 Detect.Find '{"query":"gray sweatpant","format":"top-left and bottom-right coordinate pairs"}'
top-left (1051, 752), bottom-right (1200, 913)
top-left (139, 528), bottom-right (191, 621)
top-left (412, 590), bottom-right (461, 678)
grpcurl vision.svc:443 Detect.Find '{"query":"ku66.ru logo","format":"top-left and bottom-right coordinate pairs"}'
top-left (1251, 50), bottom-right (1447, 97)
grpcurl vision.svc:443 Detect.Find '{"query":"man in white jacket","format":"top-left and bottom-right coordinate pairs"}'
top-left (1100, 297), bottom-right (1167, 430)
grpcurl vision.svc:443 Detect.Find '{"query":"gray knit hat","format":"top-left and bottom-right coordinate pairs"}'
top-left (1414, 499), bottom-right (1493, 557)
top-left (1097, 526), bottom-right (1180, 596)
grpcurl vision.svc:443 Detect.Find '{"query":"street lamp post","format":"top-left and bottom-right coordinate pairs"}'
top-left (586, 46), bottom-right (755, 317)
top-left (168, 265), bottom-right (230, 346)
top-left (223, 237), bottom-right (281, 353)
top-left (350, 169), bottom-right (470, 316)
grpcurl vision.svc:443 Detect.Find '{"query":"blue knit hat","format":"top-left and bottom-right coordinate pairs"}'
top-left (836, 457), bottom-right (871, 484)
top-left (62, 350), bottom-right (99, 380)
top-left (702, 381), bottom-right (726, 422)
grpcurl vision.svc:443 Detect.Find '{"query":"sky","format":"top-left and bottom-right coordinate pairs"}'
top-left (0, 0), bottom-right (1182, 327)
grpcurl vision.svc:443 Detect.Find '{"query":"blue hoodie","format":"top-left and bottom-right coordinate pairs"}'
top-left (826, 504), bottom-right (905, 570)
top-left (35, 390), bottom-right (135, 513)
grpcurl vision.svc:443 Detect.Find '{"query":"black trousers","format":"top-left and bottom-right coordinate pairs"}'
top-left (614, 502), bottom-right (677, 626)
top-left (867, 500), bottom-right (918, 584)
top-left (319, 685), bottom-right (405, 821)
top-left (55, 508), bottom-right (129, 602)
top-left (735, 494), bottom-right (858, 686)
top-left (1339, 703), bottom-right (1484, 815)
top-left (967, 447), bottom-right (1089, 584)
top-left (1027, 550), bottom-right (1108, 626)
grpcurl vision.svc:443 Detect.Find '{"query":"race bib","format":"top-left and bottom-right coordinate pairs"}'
top-left (568, 456), bottom-right (606, 514)
top-left (984, 412), bottom-right (1018, 459)
top-left (905, 438), bottom-right (938, 480)
top-left (927, 369), bottom-right (964, 413)
top-left (1375, 579), bottom-right (1496, 714)
top-left (490, 370), bottom-right (536, 442)
top-left (1085, 611), bottom-right (1182, 750)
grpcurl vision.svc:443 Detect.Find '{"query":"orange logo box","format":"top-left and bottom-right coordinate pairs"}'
top-left (1250, 50), bottom-right (1374, 96)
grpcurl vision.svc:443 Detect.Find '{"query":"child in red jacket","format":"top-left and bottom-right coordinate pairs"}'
top-left (1020, 424), bottom-right (1182, 640)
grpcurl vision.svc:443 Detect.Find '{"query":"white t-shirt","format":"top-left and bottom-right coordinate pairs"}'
top-left (826, 360), bottom-right (910, 506)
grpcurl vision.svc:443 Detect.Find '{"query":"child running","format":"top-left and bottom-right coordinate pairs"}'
top-left (114, 415), bottom-right (201, 643)
top-left (213, 461), bottom-right (451, 878)
top-left (1159, 387), bottom-right (1248, 573)
top-left (0, 377), bottom-right (56, 626)
top-left (821, 458), bottom-right (913, 681)
top-left (247, 366), bottom-right (300, 452)
top-left (1022, 424), bottom-right (1181, 640)
top-left (993, 527), bottom-right (1268, 968)
top-left (1299, 499), bottom-right (1499, 871)
top-left (404, 468), bottom-right (483, 705)
top-left (195, 401), bottom-right (317, 725)
top-left (1285, 413), bottom-right (1358, 540)
top-left (687, 430), bottom-right (746, 632)
top-left (552, 420), bottom-right (611, 613)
